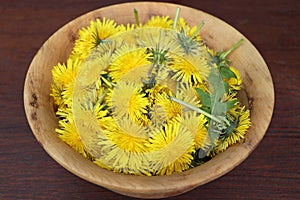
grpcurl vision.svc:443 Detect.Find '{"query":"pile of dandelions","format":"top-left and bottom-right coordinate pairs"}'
top-left (50, 8), bottom-right (251, 176)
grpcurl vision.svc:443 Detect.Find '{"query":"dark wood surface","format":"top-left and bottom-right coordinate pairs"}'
top-left (1, 0), bottom-right (299, 199)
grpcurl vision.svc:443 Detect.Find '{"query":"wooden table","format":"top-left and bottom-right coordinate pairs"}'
top-left (1, 0), bottom-right (299, 199)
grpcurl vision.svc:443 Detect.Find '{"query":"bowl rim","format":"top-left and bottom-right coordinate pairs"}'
top-left (24, 2), bottom-right (275, 198)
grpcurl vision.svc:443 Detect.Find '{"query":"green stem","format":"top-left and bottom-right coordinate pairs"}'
top-left (189, 20), bottom-right (205, 42)
top-left (134, 8), bottom-right (140, 26)
top-left (173, 7), bottom-right (181, 29)
top-left (169, 96), bottom-right (227, 125)
top-left (220, 38), bottom-right (244, 60)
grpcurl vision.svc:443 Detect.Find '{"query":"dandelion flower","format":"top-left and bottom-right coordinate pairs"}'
top-left (51, 58), bottom-right (81, 107)
top-left (213, 106), bottom-right (251, 154)
top-left (147, 120), bottom-right (195, 175)
top-left (109, 45), bottom-right (151, 82)
top-left (107, 81), bottom-right (150, 125)
top-left (154, 92), bottom-right (182, 121)
top-left (105, 117), bottom-right (150, 153)
top-left (56, 116), bottom-right (88, 158)
top-left (70, 18), bottom-right (124, 61)
top-left (96, 116), bottom-right (151, 175)
top-left (170, 54), bottom-right (209, 85)
top-left (77, 50), bottom-right (112, 88)
top-left (178, 113), bottom-right (209, 150)
top-left (117, 63), bottom-right (150, 85)
top-left (51, 58), bottom-right (81, 88)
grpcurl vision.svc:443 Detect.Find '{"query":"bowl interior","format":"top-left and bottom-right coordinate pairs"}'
top-left (24, 2), bottom-right (274, 199)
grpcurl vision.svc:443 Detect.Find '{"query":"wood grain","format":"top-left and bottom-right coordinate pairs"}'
top-left (1, 0), bottom-right (299, 199)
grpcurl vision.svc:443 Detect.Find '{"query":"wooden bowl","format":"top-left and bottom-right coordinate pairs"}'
top-left (24, 2), bottom-right (274, 198)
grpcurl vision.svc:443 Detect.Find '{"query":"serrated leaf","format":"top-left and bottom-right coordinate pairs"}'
top-left (195, 88), bottom-right (211, 109)
top-left (208, 68), bottom-right (226, 116)
top-left (207, 67), bottom-right (228, 148)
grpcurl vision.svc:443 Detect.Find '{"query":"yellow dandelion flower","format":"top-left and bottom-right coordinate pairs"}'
top-left (155, 92), bottom-right (182, 121)
top-left (107, 81), bottom-right (150, 125)
top-left (51, 58), bottom-right (81, 107)
top-left (144, 16), bottom-right (173, 28)
top-left (117, 63), bottom-right (150, 85)
top-left (214, 106), bottom-right (251, 154)
top-left (104, 118), bottom-right (150, 153)
top-left (70, 18), bottom-right (125, 61)
top-left (51, 58), bottom-right (81, 87)
top-left (148, 84), bottom-right (173, 101)
top-left (170, 54), bottom-right (209, 85)
top-left (96, 116), bottom-right (151, 175)
top-left (76, 49), bottom-right (112, 90)
top-left (72, 92), bottom-right (113, 159)
top-left (178, 113), bottom-right (209, 150)
top-left (74, 101), bottom-right (108, 129)
top-left (109, 45), bottom-right (151, 82)
top-left (61, 80), bottom-right (76, 107)
top-left (56, 117), bottom-right (88, 158)
top-left (147, 120), bottom-right (195, 175)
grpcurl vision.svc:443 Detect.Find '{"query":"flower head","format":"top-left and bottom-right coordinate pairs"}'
top-left (70, 18), bottom-right (125, 61)
top-left (213, 106), bottom-right (251, 154)
top-left (96, 117), bottom-right (152, 175)
top-left (109, 45), bottom-right (151, 82)
top-left (147, 120), bottom-right (195, 175)
top-left (107, 81), bottom-right (150, 125)
top-left (51, 58), bottom-right (81, 107)
top-left (170, 54), bottom-right (209, 85)
top-left (56, 115), bottom-right (88, 158)
top-left (178, 112), bottom-right (209, 150)
top-left (154, 92), bottom-right (182, 121)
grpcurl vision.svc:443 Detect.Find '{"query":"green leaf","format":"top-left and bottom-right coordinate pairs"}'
top-left (219, 67), bottom-right (237, 79)
top-left (223, 81), bottom-right (230, 93)
top-left (207, 68), bottom-right (228, 148)
top-left (195, 88), bottom-right (211, 109)
top-left (208, 68), bottom-right (226, 117)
